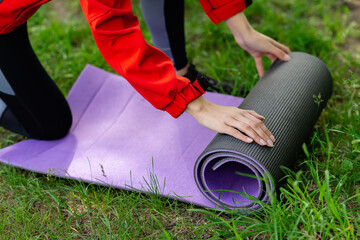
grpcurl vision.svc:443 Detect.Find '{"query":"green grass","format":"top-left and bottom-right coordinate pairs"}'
top-left (0, 0), bottom-right (359, 238)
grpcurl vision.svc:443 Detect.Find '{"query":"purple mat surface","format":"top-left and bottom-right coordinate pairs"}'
top-left (0, 65), bottom-right (244, 209)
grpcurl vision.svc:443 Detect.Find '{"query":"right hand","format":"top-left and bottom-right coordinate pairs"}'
top-left (225, 12), bottom-right (291, 78)
top-left (185, 96), bottom-right (275, 147)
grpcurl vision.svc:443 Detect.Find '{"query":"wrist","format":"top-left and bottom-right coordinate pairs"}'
top-left (225, 12), bottom-right (254, 46)
top-left (185, 96), bottom-right (210, 116)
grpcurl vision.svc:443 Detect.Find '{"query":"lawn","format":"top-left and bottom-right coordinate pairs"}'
top-left (0, 0), bottom-right (359, 239)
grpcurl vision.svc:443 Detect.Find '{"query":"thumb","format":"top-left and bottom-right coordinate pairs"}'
top-left (253, 56), bottom-right (264, 78)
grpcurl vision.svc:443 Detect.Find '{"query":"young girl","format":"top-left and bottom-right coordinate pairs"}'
top-left (0, 0), bottom-right (290, 147)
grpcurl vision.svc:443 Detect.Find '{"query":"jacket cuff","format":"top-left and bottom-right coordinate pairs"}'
top-left (165, 80), bottom-right (205, 118)
top-left (200, 0), bottom-right (252, 25)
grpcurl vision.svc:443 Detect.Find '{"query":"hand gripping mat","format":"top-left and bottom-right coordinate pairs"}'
top-left (0, 52), bottom-right (332, 211)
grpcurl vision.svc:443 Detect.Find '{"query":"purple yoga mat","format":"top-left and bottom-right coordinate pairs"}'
top-left (0, 65), bottom-right (244, 209)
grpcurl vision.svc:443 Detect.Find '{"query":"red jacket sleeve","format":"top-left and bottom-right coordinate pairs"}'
top-left (199, 0), bottom-right (252, 24)
top-left (0, 0), bottom-right (51, 34)
top-left (79, 0), bottom-right (205, 118)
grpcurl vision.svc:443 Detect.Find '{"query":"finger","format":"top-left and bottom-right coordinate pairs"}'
top-left (266, 53), bottom-right (277, 63)
top-left (254, 56), bottom-right (264, 78)
top-left (268, 44), bottom-right (291, 62)
top-left (223, 126), bottom-right (254, 144)
top-left (226, 117), bottom-right (270, 147)
top-left (270, 39), bottom-right (291, 53)
top-left (231, 116), bottom-right (274, 147)
top-left (244, 112), bottom-right (275, 142)
top-left (263, 34), bottom-right (290, 53)
top-left (247, 110), bottom-right (265, 120)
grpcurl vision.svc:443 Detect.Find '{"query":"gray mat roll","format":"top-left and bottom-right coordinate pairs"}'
top-left (194, 52), bottom-right (333, 211)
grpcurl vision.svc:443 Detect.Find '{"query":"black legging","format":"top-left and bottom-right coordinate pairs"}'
top-left (140, 0), bottom-right (188, 70)
top-left (0, 23), bottom-right (72, 140)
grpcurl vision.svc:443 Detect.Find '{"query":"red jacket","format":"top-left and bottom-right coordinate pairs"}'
top-left (0, 0), bottom-right (251, 117)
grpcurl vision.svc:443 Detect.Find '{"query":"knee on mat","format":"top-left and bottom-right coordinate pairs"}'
top-left (43, 112), bottom-right (73, 140)
top-left (40, 108), bottom-right (73, 140)
top-left (0, 105), bottom-right (72, 141)
top-left (27, 104), bottom-right (73, 141)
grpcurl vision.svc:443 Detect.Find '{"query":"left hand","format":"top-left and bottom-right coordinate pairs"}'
top-left (225, 12), bottom-right (291, 77)
top-left (185, 96), bottom-right (275, 147)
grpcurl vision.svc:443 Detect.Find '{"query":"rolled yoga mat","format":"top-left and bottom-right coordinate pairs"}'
top-left (194, 52), bottom-right (332, 211)
top-left (0, 52), bottom-right (332, 212)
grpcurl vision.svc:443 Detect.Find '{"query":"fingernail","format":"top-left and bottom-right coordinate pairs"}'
top-left (246, 138), bottom-right (253, 143)
top-left (270, 135), bottom-right (276, 142)
top-left (260, 139), bottom-right (267, 146)
top-left (267, 140), bottom-right (274, 147)
top-left (284, 55), bottom-right (291, 61)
